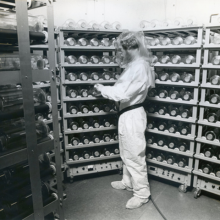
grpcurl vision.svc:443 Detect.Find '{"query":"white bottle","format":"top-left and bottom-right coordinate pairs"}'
top-left (173, 17), bottom-right (186, 27)
top-left (88, 21), bottom-right (100, 30)
top-left (100, 21), bottom-right (112, 29)
top-left (139, 20), bottom-right (151, 29)
top-left (150, 19), bottom-right (162, 28)
top-left (111, 21), bottom-right (121, 30)
top-left (62, 19), bottom-right (77, 28)
top-left (77, 19), bottom-right (88, 29)
top-left (187, 16), bottom-right (197, 26)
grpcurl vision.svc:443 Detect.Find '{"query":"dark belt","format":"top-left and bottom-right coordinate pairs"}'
top-left (118, 103), bottom-right (144, 117)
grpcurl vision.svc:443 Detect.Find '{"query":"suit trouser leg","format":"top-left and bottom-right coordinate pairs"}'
top-left (119, 107), bottom-right (150, 198)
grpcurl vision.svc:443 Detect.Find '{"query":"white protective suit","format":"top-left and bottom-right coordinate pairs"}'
top-left (99, 57), bottom-right (153, 199)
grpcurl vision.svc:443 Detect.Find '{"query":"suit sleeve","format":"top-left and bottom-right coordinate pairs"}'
top-left (100, 63), bottom-right (148, 102)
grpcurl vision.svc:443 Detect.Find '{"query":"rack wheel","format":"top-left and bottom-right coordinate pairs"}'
top-left (178, 184), bottom-right (187, 193)
top-left (119, 168), bottom-right (123, 175)
top-left (194, 188), bottom-right (201, 199)
top-left (70, 176), bottom-right (74, 183)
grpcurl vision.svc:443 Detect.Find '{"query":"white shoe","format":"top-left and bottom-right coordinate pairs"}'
top-left (111, 181), bottom-right (133, 192)
top-left (126, 196), bottom-right (149, 209)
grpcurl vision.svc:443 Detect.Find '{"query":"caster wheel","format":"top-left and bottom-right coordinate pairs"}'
top-left (178, 184), bottom-right (187, 193)
top-left (70, 176), bottom-right (74, 183)
top-left (194, 189), bottom-right (201, 199)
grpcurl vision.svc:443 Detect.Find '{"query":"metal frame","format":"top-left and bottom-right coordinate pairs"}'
top-left (58, 29), bottom-right (123, 180)
top-left (145, 26), bottom-right (203, 192)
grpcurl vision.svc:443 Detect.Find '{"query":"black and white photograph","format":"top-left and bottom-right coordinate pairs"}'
top-left (0, 0), bottom-right (220, 219)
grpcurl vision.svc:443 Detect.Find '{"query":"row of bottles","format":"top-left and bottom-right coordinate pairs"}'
top-left (152, 54), bottom-right (196, 65)
top-left (147, 35), bottom-right (197, 46)
top-left (68, 116), bottom-right (117, 130)
top-left (146, 149), bottom-right (188, 167)
top-left (155, 71), bottom-right (194, 83)
top-left (199, 161), bottom-right (220, 178)
top-left (200, 144), bottom-right (220, 159)
top-left (203, 107), bottom-right (220, 123)
top-left (205, 89), bottom-right (220, 104)
top-left (0, 54), bottom-right (49, 71)
top-left (64, 37), bottom-right (115, 47)
top-left (69, 132), bottom-right (118, 146)
top-left (64, 55), bottom-right (116, 64)
top-left (0, 118), bottom-right (53, 153)
top-left (0, 85), bottom-right (49, 112)
top-left (0, 152), bottom-right (58, 219)
top-left (140, 17), bottom-right (198, 29)
top-left (67, 101), bottom-right (117, 114)
top-left (207, 72), bottom-right (220, 85)
top-left (147, 119), bottom-right (192, 136)
top-left (66, 85), bottom-right (108, 98)
top-left (146, 134), bottom-right (190, 152)
top-left (148, 86), bottom-right (194, 101)
top-left (202, 126), bottom-right (220, 141)
top-left (70, 147), bottom-right (120, 160)
top-left (145, 101), bottom-right (193, 118)
top-left (65, 70), bottom-right (120, 81)
top-left (62, 19), bottom-right (122, 30)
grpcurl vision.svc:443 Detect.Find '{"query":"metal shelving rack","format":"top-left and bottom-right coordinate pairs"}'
top-left (58, 28), bottom-right (123, 181)
top-left (193, 24), bottom-right (220, 199)
top-left (143, 26), bottom-right (203, 192)
top-left (0, 1), bottom-right (64, 219)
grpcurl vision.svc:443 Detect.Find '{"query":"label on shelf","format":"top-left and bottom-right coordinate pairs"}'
top-left (198, 169), bottom-right (203, 173)
top-left (89, 127), bottom-right (93, 129)
top-left (100, 140), bottom-right (104, 143)
top-left (88, 165), bottom-right (94, 169)
top-left (173, 163), bottom-right (178, 167)
top-left (162, 160), bottom-right (168, 164)
top-left (210, 172), bottom-right (215, 176)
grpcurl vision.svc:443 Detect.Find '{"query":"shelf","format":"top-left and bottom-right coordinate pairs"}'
top-left (194, 154), bottom-right (220, 165)
top-left (61, 46), bottom-right (115, 51)
top-left (71, 167), bottom-right (120, 176)
top-left (146, 158), bottom-right (192, 173)
top-left (199, 102), bottom-right (220, 109)
top-left (149, 44), bottom-right (201, 50)
top-left (30, 45), bottom-right (49, 50)
top-left (197, 120), bottom-right (220, 128)
top-left (202, 64), bottom-right (220, 69)
top-left (62, 63), bottom-right (118, 68)
top-left (0, 139), bottom-right (54, 170)
top-left (147, 96), bottom-right (198, 105)
top-left (204, 24), bottom-right (220, 29)
top-left (200, 83), bottom-right (220, 89)
top-left (64, 111), bottom-right (117, 118)
top-left (147, 113), bottom-right (196, 123)
top-left (203, 44), bottom-right (220, 49)
top-left (33, 83), bottom-right (51, 88)
top-left (64, 80), bottom-right (116, 85)
top-left (147, 144), bottom-right (194, 157)
top-left (67, 154), bottom-right (121, 165)
top-left (65, 126), bottom-right (117, 134)
top-left (66, 140), bottom-right (119, 150)
top-left (146, 128), bottom-right (195, 141)
top-left (0, 70), bottom-right (50, 85)
top-left (59, 28), bottom-right (123, 35)
top-left (63, 96), bottom-right (105, 101)
top-left (155, 79), bottom-right (198, 87)
top-left (196, 137), bottom-right (220, 147)
top-left (143, 26), bottom-right (203, 33)
top-left (23, 199), bottom-right (59, 220)
top-left (154, 63), bottom-right (200, 68)
top-left (193, 170), bottom-right (220, 182)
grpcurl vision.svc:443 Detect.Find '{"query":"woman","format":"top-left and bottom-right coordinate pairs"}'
top-left (94, 31), bottom-right (155, 209)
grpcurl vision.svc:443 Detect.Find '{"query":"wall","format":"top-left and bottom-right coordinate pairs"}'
top-left (30, 0), bottom-right (220, 30)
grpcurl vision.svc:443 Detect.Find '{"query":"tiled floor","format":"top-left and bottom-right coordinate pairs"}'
top-left (63, 172), bottom-right (220, 220)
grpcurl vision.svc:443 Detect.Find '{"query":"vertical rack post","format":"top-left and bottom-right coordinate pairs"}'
top-left (15, 0), bottom-right (44, 219)
top-left (46, 0), bottom-right (65, 219)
